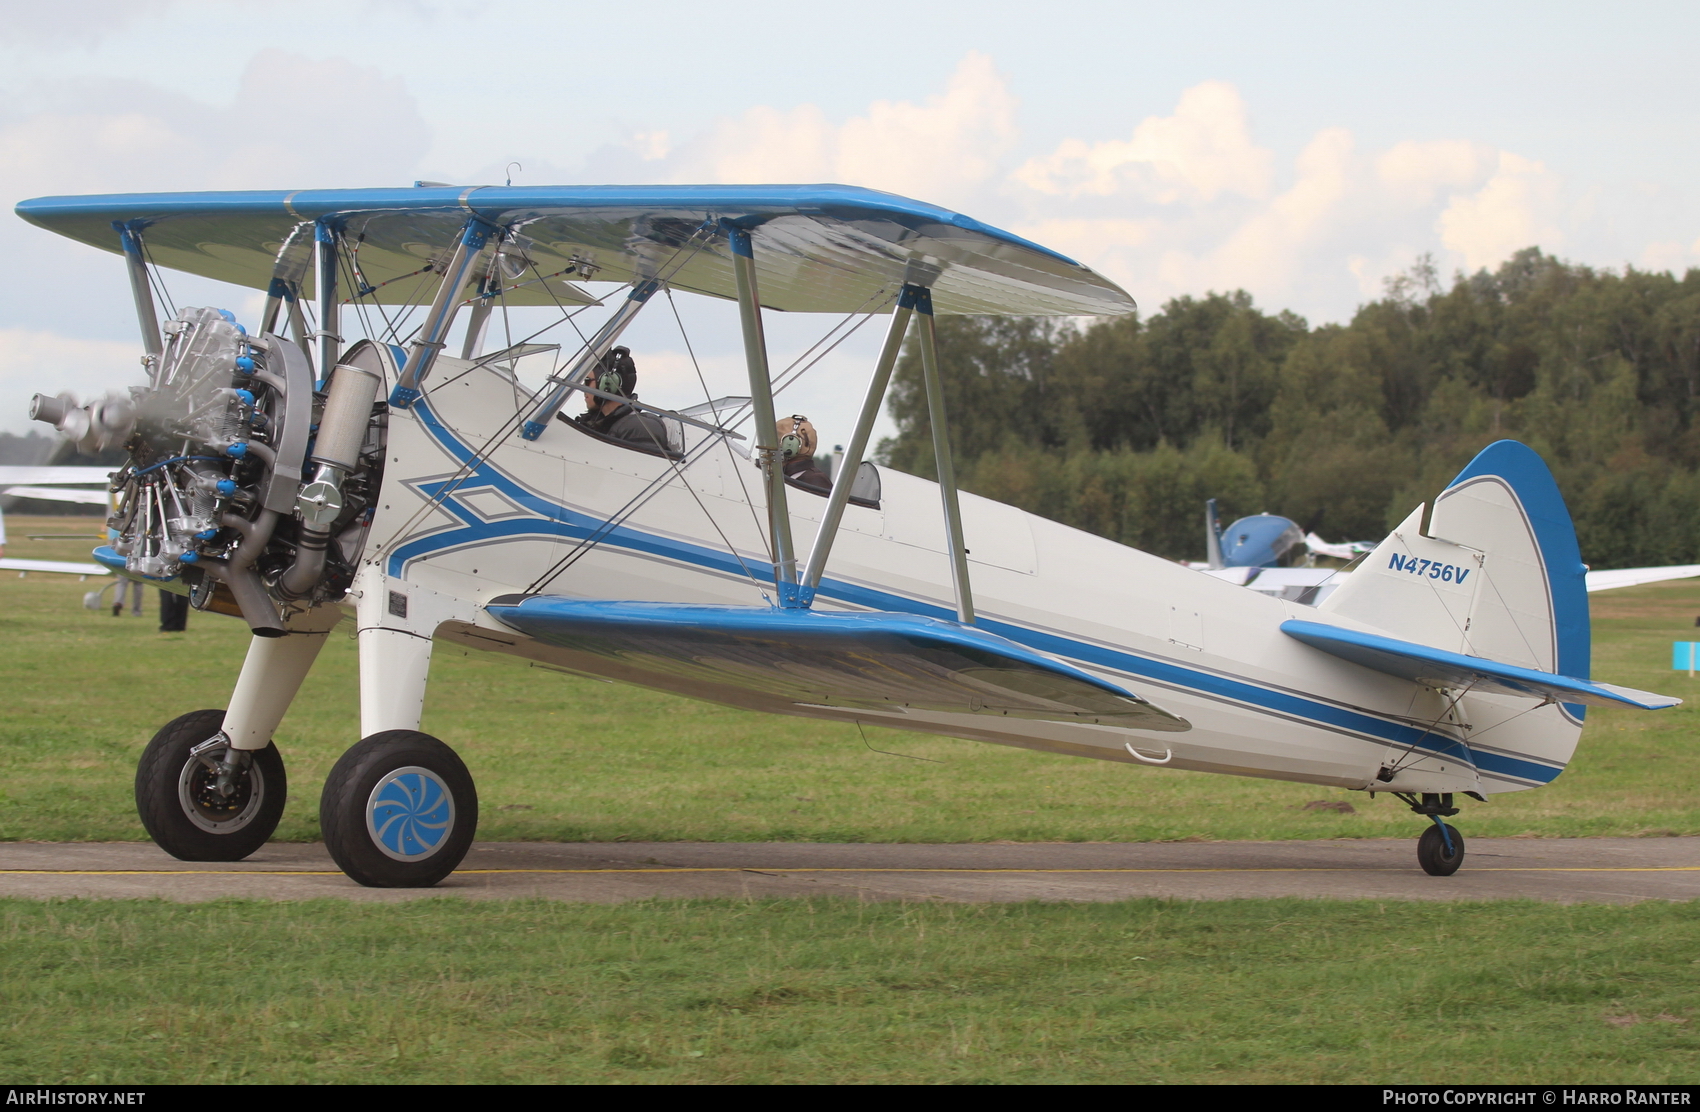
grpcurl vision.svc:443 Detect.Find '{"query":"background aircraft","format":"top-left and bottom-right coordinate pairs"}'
top-left (0, 465), bottom-right (113, 577)
top-left (1196, 498), bottom-right (1700, 603)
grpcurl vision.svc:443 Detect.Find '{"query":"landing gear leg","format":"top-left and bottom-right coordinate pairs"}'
top-left (1397, 792), bottom-right (1465, 876)
top-left (318, 571), bottom-right (478, 887)
top-left (223, 604), bottom-right (343, 751)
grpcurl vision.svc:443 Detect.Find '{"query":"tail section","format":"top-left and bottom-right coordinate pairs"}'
top-left (1309, 442), bottom-right (1679, 792)
top-left (1308, 443), bottom-right (1606, 791)
top-left (1321, 442), bottom-right (1586, 684)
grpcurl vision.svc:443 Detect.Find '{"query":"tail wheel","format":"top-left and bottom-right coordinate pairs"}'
top-left (135, 708), bottom-right (286, 861)
top-left (320, 730), bottom-right (478, 888)
top-left (1417, 822), bottom-right (1465, 876)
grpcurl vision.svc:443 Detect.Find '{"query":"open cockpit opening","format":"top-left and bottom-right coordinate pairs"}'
top-left (554, 409), bottom-right (684, 460)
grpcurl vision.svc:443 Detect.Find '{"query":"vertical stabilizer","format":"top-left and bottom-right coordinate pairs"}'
top-left (1317, 502), bottom-right (1484, 654)
top-left (1205, 499), bottom-right (1224, 570)
top-left (1315, 441), bottom-right (1592, 791)
top-left (1319, 440), bottom-right (1589, 726)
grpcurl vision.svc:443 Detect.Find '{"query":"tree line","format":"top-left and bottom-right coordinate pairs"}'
top-left (877, 248), bottom-right (1700, 568)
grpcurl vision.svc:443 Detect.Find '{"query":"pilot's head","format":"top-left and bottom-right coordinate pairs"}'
top-left (777, 414), bottom-right (816, 460)
top-left (584, 346), bottom-right (637, 410)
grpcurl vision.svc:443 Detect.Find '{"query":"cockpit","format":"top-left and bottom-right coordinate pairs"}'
top-left (558, 390), bottom-right (881, 509)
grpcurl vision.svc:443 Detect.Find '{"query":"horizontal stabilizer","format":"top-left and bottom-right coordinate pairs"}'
top-left (1282, 619), bottom-right (1680, 710)
top-left (488, 597), bottom-right (1189, 731)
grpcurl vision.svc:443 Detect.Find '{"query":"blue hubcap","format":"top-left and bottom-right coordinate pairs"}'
top-left (365, 766), bottom-right (455, 862)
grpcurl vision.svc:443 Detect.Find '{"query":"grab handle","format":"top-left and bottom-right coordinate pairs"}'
top-left (1124, 742), bottom-right (1173, 765)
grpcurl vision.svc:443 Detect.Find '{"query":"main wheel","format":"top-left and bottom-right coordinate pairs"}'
top-left (319, 730), bottom-right (477, 888)
top-left (1417, 822), bottom-right (1465, 876)
top-left (135, 709), bottom-right (287, 861)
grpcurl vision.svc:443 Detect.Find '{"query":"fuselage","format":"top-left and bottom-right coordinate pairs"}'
top-left (366, 357), bottom-right (1575, 797)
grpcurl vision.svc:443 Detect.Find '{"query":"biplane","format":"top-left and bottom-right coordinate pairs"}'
top-left (14, 184), bottom-right (1680, 886)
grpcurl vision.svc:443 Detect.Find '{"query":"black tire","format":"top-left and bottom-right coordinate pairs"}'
top-left (1417, 822), bottom-right (1465, 876)
top-left (320, 730), bottom-right (478, 888)
top-left (134, 709), bottom-right (286, 862)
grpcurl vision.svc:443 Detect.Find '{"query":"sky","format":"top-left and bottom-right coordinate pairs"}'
top-left (2, 0), bottom-right (1697, 439)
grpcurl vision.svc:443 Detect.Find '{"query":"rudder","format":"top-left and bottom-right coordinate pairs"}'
top-left (1320, 440), bottom-right (1589, 723)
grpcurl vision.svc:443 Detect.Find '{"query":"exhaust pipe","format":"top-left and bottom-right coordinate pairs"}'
top-left (278, 362), bottom-right (382, 600)
top-left (204, 509), bottom-right (285, 636)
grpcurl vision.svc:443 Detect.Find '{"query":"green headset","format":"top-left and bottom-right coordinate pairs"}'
top-left (593, 346), bottom-right (633, 398)
top-left (779, 415), bottom-right (810, 460)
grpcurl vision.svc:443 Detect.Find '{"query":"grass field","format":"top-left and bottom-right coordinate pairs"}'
top-left (4, 518), bottom-right (1699, 1087)
top-left (4, 514), bottom-right (1700, 843)
top-left (3, 896), bottom-right (1696, 1084)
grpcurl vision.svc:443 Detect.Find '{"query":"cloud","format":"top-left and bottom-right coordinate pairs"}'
top-left (1012, 81), bottom-right (1273, 204)
top-left (1375, 140), bottom-right (1488, 206)
top-left (219, 50), bottom-right (431, 188)
top-left (0, 0), bottom-right (174, 46)
top-left (1004, 82), bottom-right (1600, 317)
top-left (569, 69), bottom-right (1646, 321)
top-left (1168, 127), bottom-right (1357, 298)
top-left (0, 328), bottom-right (142, 434)
top-left (1437, 152), bottom-right (1566, 271)
top-left (1, 50), bottom-right (432, 341)
top-left (1638, 240), bottom-right (1695, 273)
top-left (660, 52), bottom-right (1018, 207)
top-left (0, 50), bottom-right (430, 195)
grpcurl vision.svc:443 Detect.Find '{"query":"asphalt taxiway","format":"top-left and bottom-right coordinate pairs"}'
top-left (1, 837), bottom-right (1696, 904)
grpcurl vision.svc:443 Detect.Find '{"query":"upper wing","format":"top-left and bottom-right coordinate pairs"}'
top-left (487, 597), bottom-right (1189, 731)
top-left (1585, 565), bottom-right (1700, 592)
top-left (16, 185), bottom-right (1136, 317)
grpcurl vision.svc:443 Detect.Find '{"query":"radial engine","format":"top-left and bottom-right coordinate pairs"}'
top-left (31, 307), bottom-right (387, 636)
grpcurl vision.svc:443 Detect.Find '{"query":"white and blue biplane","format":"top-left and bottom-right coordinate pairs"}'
top-left (14, 183), bottom-right (1681, 886)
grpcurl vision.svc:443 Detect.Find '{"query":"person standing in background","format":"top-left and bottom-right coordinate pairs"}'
top-left (158, 589), bottom-right (188, 632)
top-left (112, 576), bottom-right (143, 617)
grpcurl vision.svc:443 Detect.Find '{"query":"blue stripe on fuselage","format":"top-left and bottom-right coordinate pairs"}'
top-left (392, 401), bottom-right (1559, 784)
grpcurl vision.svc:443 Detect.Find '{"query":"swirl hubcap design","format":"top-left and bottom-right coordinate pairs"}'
top-left (365, 766), bottom-right (455, 862)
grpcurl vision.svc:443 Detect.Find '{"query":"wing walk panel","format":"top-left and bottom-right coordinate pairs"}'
top-left (486, 597), bottom-right (1189, 731)
top-left (1281, 619), bottom-right (1679, 710)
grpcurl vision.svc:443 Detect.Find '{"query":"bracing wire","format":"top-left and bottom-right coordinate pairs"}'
top-left (370, 225), bottom-right (717, 563)
top-left (1381, 680), bottom-right (1480, 777)
top-left (666, 283), bottom-right (770, 564)
top-left (857, 721), bottom-right (943, 763)
top-left (139, 241), bottom-right (177, 321)
top-left (338, 239), bottom-right (384, 351)
top-left (343, 232), bottom-right (406, 344)
top-left (523, 289), bottom-right (893, 594)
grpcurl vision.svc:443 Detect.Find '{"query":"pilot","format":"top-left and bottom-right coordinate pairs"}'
top-left (573, 346), bottom-right (672, 452)
top-left (777, 415), bottom-right (832, 494)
